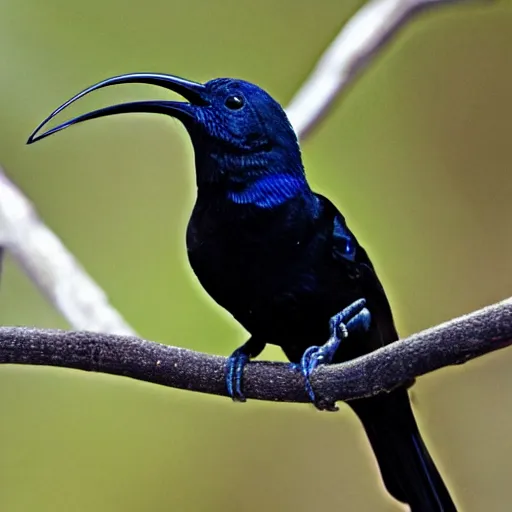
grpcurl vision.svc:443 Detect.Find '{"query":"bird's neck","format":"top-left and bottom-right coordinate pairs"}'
top-left (195, 149), bottom-right (311, 209)
top-left (226, 172), bottom-right (309, 208)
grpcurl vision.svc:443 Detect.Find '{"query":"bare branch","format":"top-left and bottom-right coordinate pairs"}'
top-left (1, 298), bottom-right (510, 404)
top-left (286, 0), bottom-right (467, 138)
top-left (0, 167), bottom-right (135, 335)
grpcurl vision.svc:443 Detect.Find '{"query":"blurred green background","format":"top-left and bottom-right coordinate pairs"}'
top-left (1, 0), bottom-right (512, 510)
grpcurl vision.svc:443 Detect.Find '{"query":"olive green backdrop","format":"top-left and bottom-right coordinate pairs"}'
top-left (1, 1), bottom-right (511, 511)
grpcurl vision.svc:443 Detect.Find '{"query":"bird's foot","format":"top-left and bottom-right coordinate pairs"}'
top-left (299, 298), bottom-right (371, 411)
top-left (226, 347), bottom-right (250, 402)
top-left (225, 336), bottom-right (265, 402)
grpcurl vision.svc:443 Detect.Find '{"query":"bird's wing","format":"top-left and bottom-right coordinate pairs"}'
top-left (318, 194), bottom-right (399, 345)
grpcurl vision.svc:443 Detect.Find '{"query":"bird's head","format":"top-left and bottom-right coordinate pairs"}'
top-left (28, 73), bottom-right (308, 206)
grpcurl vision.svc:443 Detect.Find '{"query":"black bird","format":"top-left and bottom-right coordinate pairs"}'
top-left (28, 72), bottom-right (456, 511)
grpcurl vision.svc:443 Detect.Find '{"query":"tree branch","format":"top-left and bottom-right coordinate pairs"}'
top-left (0, 0), bottom-right (475, 331)
top-left (1, 298), bottom-right (510, 404)
top-left (286, 0), bottom-right (469, 139)
top-left (0, 167), bottom-right (135, 335)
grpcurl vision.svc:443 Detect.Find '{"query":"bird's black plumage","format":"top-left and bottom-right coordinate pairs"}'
top-left (28, 72), bottom-right (457, 511)
top-left (187, 178), bottom-right (454, 512)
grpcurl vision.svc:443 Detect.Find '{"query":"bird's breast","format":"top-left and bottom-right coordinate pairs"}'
top-left (186, 208), bottom-right (326, 333)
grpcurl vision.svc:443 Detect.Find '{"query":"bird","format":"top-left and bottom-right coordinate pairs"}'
top-left (28, 72), bottom-right (457, 511)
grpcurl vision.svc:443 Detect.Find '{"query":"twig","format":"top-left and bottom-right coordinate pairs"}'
top-left (0, 168), bottom-right (135, 335)
top-left (1, 298), bottom-right (510, 404)
top-left (286, 0), bottom-right (466, 138)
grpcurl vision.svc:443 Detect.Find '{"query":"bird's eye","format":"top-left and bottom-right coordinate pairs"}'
top-left (225, 95), bottom-right (245, 110)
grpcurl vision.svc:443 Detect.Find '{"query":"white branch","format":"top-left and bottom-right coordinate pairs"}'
top-left (286, 0), bottom-right (464, 138)
top-left (0, 168), bottom-right (135, 335)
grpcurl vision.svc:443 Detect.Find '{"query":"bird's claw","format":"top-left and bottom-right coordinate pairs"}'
top-left (226, 348), bottom-right (250, 402)
top-left (329, 298), bottom-right (371, 337)
top-left (298, 298), bottom-right (371, 411)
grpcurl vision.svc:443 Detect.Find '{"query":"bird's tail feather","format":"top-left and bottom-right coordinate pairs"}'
top-left (350, 389), bottom-right (456, 512)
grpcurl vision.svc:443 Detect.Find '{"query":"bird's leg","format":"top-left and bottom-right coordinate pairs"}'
top-left (226, 336), bottom-right (265, 402)
top-left (299, 298), bottom-right (371, 411)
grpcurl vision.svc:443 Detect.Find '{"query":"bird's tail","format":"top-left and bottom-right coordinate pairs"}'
top-left (350, 388), bottom-right (456, 512)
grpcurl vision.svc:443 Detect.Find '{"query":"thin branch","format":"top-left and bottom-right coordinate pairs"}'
top-left (0, 168), bottom-right (135, 335)
top-left (1, 298), bottom-right (510, 404)
top-left (286, 0), bottom-right (469, 139)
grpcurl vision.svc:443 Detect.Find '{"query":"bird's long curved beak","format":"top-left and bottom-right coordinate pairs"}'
top-left (27, 73), bottom-right (207, 144)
